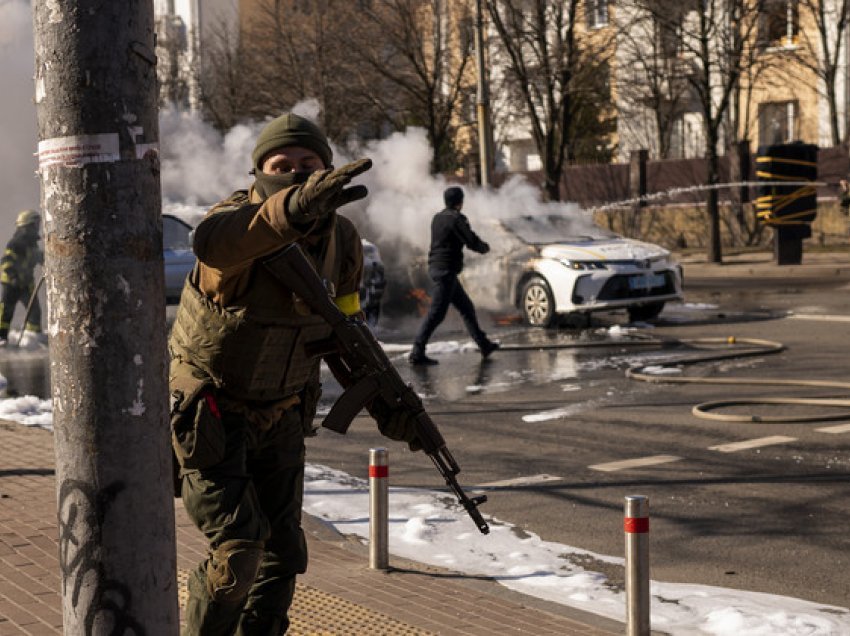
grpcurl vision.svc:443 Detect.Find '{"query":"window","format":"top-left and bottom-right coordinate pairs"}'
top-left (759, 101), bottom-right (797, 146)
top-left (670, 112), bottom-right (705, 159)
top-left (588, 0), bottom-right (608, 27)
top-left (656, 13), bottom-right (683, 58)
top-left (760, 0), bottom-right (798, 48)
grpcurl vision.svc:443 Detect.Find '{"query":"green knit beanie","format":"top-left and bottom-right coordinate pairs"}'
top-left (251, 113), bottom-right (333, 172)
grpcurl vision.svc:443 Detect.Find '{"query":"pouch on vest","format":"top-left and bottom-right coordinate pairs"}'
top-left (170, 373), bottom-right (226, 471)
top-left (299, 380), bottom-right (322, 437)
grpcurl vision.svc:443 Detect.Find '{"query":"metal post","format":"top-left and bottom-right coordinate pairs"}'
top-left (625, 495), bottom-right (650, 636)
top-left (33, 2), bottom-right (177, 633)
top-left (475, 0), bottom-right (493, 188)
top-left (369, 448), bottom-right (389, 570)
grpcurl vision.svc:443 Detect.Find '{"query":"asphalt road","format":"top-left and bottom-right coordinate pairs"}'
top-left (3, 256), bottom-right (848, 608)
top-left (306, 262), bottom-right (850, 609)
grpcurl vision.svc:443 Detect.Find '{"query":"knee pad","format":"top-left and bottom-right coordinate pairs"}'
top-left (206, 539), bottom-right (265, 604)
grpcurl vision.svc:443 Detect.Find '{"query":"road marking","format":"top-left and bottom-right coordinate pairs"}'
top-left (815, 423), bottom-right (850, 434)
top-left (789, 313), bottom-right (850, 323)
top-left (708, 436), bottom-right (796, 453)
top-left (589, 455), bottom-right (681, 472)
top-left (475, 474), bottom-right (562, 489)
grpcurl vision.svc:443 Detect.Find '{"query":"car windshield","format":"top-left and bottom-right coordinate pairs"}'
top-left (500, 214), bottom-right (616, 245)
top-left (163, 215), bottom-right (193, 250)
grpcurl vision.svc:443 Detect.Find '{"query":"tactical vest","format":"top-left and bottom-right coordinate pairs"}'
top-left (169, 224), bottom-right (342, 402)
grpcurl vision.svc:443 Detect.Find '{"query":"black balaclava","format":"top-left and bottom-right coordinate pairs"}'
top-left (251, 113), bottom-right (333, 199)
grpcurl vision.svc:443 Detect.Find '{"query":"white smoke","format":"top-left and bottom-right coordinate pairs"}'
top-left (350, 127), bottom-right (588, 253)
top-left (0, 0), bottom-right (39, 240)
top-left (291, 98), bottom-right (322, 122)
top-left (159, 109), bottom-right (259, 210)
top-left (158, 105), bottom-right (591, 259)
top-left (2, 0), bottom-right (597, 314)
top-left (344, 127), bottom-right (591, 312)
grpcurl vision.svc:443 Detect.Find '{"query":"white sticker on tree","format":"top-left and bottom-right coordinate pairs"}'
top-left (37, 133), bottom-right (120, 169)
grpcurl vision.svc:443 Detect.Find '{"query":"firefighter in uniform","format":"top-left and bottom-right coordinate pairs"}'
top-left (169, 113), bottom-right (420, 635)
top-left (0, 210), bottom-right (43, 344)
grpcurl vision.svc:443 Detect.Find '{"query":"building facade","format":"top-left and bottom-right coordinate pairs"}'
top-left (615, 0), bottom-right (850, 161)
top-left (153, 0), bottom-right (239, 112)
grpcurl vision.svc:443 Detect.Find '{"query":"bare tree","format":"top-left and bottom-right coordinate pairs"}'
top-left (628, 0), bottom-right (769, 262)
top-left (615, 0), bottom-right (694, 159)
top-left (235, 0), bottom-right (381, 142)
top-left (795, 0), bottom-right (850, 146)
top-left (341, 0), bottom-right (476, 174)
top-left (198, 17), bottom-right (250, 131)
top-left (486, 0), bottom-right (616, 201)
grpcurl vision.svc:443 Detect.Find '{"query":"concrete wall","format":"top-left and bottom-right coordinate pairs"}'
top-left (594, 198), bottom-right (850, 252)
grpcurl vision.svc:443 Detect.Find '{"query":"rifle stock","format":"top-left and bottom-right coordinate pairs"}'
top-left (264, 244), bottom-right (490, 534)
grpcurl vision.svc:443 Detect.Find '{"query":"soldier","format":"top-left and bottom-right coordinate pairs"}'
top-left (0, 210), bottom-right (43, 345)
top-left (169, 113), bottom-right (420, 635)
top-left (408, 187), bottom-right (499, 365)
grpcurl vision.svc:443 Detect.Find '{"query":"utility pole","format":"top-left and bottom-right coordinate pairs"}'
top-left (32, 2), bottom-right (178, 634)
top-left (475, 0), bottom-right (494, 187)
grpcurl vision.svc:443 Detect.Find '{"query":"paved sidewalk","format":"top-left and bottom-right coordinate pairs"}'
top-left (0, 420), bottom-right (622, 635)
top-left (676, 247), bottom-right (850, 280)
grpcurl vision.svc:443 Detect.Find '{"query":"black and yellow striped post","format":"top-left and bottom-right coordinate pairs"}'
top-left (755, 142), bottom-right (818, 265)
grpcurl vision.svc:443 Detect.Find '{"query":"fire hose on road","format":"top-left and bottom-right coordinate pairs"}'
top-left (499, 335), bottom-right (850, 423)
top-left (624, 336), bottom-right (850, 423)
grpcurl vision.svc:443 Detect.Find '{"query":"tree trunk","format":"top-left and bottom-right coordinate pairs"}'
top-left (706, 146), bottom-right (723, 263)
top-left (544, 157), bottom-right (562, 201)
top-left (32, 1), bottom-right (178, 633)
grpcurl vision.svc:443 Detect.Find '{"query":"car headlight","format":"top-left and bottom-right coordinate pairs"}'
top-left (560, 259), bottom-right (607, 271)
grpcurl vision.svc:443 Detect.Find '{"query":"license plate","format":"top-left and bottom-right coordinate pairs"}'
top-left (628, 273), bottom-right (666, 290)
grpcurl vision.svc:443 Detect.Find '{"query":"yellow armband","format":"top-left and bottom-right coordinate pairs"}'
top-left (334, 292), bottom-right (361, 317)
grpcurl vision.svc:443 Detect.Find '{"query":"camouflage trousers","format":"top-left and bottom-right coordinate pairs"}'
top-left (180, 407), bottom-right (307, 636)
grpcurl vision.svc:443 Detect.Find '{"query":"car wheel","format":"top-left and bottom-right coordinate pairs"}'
top-left (627, 301), bottom-right (665, 323)
top-left (521, 276), bottom-right (557, 328)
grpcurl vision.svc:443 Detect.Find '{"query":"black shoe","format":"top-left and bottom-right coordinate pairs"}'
top-left (408, 351), bottom-right (439, 365)
top-left (480, 340), bottom-right (500, 358)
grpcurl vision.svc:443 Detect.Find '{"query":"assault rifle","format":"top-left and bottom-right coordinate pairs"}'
top-left (265, 243), bottom-right (489, 534)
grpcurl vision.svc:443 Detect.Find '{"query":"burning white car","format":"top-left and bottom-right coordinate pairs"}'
top-left (463, 215), bottom-right (683, 327)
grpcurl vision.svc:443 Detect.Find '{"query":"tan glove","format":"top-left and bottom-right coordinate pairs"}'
top-left (288, 158), bottom-right (372, 224)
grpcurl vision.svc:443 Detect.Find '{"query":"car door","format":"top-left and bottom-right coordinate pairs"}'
top-left (163, 214), bottom-right (196, 302)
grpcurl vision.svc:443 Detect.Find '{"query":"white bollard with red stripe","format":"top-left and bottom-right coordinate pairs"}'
top-left (369, 448), bottom-right (389, 570)
top-left (625, 495), bottom-right (650, 636)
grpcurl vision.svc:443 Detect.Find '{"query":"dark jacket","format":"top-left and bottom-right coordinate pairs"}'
top-left (427, 208), bottom-right (489, 275)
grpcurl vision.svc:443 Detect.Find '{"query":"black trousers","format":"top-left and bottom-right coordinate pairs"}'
top-left (0, 283), bottom-right (41, 340)
top-left (414, 270), bottom-right (488, 351)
